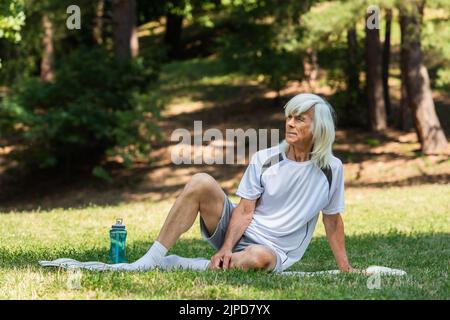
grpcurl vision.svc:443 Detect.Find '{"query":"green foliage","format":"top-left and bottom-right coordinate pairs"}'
top-left (0, 48), bottom-right (162, 171)
top-left (218, 0), bottom-right (304, 92)
top-left (1, 0), bottom-right (449, 168)
top-left (219, 23), bottom-right (301, 92)
top-left (301, 1), bottom-right (363, 49)
top-left (0, 0), bottom-right (25, 43)
top-left (136, 0), bottom-right (220, 26)
top-left (0, 0), bottom-right (26, 69)
top-left (365, 138), bottom-right (381, 147)
top-left (421, 7), bottom-right (450, 91)
top-left (328, 90), bottom-right (367, 128)
top-left (435, 68), bottom-right (450, 91)
top-left (92, 166), bottom-right (114, 183)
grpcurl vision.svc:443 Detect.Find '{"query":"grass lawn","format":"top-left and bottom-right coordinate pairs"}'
top-left (1, 184), bottom-right (449, 299)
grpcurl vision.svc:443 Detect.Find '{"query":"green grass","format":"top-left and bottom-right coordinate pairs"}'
top-left (1, 185), bottom-right (449, 299)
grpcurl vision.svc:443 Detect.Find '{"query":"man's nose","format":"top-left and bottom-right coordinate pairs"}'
top-left (287, 117), bottom-right (295, 127)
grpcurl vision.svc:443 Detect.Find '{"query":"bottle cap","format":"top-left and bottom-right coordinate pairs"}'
top-left (112, 218), bottom-right (125, 229)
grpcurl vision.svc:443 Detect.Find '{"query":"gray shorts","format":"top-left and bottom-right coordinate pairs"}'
top-left (199, 192), bottom-right (282, 272)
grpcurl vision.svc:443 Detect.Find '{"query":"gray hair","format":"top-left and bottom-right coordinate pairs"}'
top-left (280, 93), bottom-right (336, 169)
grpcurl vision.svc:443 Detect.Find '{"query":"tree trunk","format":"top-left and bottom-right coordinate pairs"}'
top-left (40, 14), bottom-right (54, 82)
top-left (112, 0), bottom-right (139, 59)
top-left (365, 13), bottom-right (387, 132)
top-left (93, 0), bottom-right (104, 45)
top-left (382, 9), bottom-right (392, 121)
top-left (399, 1), bottom-right (448, 154)
top-left (303, 47), bottom-right (319, 92)
top-left (164, 9), bottom-right (183, 59)
top-left (347, 27), bottom-right (360, 97)
top-left (344, 26), bottom-right (366, 127)
top-left (399, 12), bottom-right (413, 132)
top-left (399, 78), bottom-right (413, 131)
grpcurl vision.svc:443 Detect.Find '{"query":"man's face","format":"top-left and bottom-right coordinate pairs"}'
top-left (285, 107), bottom-right (314, 146)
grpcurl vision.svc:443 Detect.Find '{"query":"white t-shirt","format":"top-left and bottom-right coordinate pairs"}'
top-left (235, 145), bottom-right (345, 271)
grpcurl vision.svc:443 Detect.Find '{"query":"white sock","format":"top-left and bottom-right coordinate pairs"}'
top-left (112, 241), bottom-right (168, 271)
top-left (159, 255), bottom-right (210, 271)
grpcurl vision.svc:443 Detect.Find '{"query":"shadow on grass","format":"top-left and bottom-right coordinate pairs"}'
top-left (1, 232), bottom-right (448, 299)
top-left (3, 232), bottom-right (448, 290)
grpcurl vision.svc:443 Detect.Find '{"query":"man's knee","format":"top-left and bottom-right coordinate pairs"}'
top-left (247, 246), bottom-right (277, 271)
top-left (185, 173), bottom-right (215, 196)
top-left (231, 245), bottom-right (277, 271)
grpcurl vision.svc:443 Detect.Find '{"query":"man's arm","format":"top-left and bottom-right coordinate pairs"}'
top-left (322, 213), bottom-right (355, 272)
top-left (210, 198), bottom-right (256, 269)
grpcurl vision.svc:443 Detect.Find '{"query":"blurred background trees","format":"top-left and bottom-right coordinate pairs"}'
top-left (0, 0), bottom-right (448, 180)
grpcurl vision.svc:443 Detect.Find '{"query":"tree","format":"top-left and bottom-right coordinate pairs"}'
top-left (93, 0), bottom-right (104, 45)
top-left (164, 0), bottom-right (186, 59)
top-left (346, 26), bottom-right (361, 105)
top-left (399, 1), bottom-right (448, 154)
top-left (40, 14), bottom-right (54, 82)
top-left (365, 9), bottom-right (387, 132)
top-left (382, 8), bottom-right (391, 121)
top-left (303, 47), bottom-right (319, 92)
top-left (112, 0), bottom-right (139, 59)
top-left (399, 9), bottom-right (413, 131)
top-left (300, 1), bottom-right (370, 127)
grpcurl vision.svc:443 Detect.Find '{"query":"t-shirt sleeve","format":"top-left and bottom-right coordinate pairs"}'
top-left (322, 163), bottom-right (345, 215)
top-left (236, 153), bottom-right (264, 200)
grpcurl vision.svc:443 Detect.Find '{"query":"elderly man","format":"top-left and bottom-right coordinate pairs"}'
top-left (42, 93), bottom-right (355, 273)
top-left (105, 93), bottom-right (354, 274)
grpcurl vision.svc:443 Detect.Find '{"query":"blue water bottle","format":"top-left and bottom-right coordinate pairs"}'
top-left (109, 218), bottom-right (127, 264)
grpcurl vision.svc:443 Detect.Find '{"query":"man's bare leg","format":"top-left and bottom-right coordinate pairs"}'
top-left (157, 173), bottom-right (226, 249)
top-left (111, 173), bottom-right (226, 271)
top-left (208, 245), bottom-right (278, 271)
top-left (40, 174), bottom-right (279, 272)
top-left (158, 245), bottom-right (277, 272)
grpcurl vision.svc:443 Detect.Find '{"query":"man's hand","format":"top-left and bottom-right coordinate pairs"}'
top-left (210, 247), bottom-right (233, 270)
top-left (340, 265), bottom-right (361, 273)
top-left (209, 198), bottom-right (256, 270)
